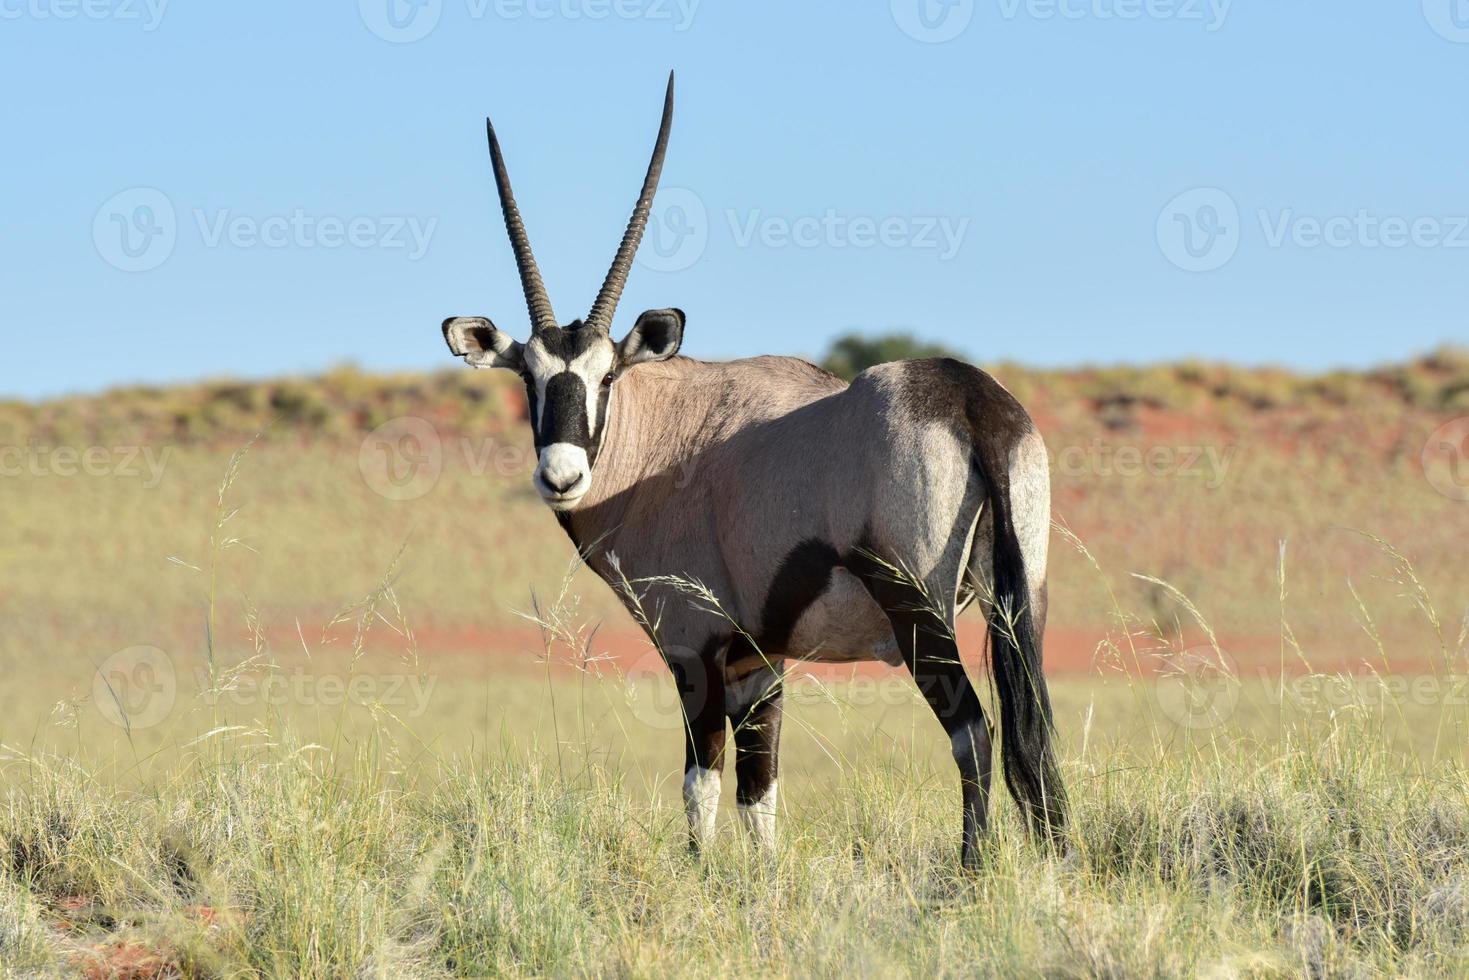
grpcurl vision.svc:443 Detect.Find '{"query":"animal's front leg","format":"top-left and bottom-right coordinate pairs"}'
top-left (727, 652), bottom-right (783, 855)
top-left (671, 642), bottom-right (728, 853)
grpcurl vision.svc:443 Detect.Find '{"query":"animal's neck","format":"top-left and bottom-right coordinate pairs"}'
top-left (557, 357), bottom-right (716, 554)
top-left (554, 354), bottom-right (846, 559)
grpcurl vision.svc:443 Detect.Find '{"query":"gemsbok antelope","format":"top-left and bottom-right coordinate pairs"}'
top-left (441, 73), bottom-right (1067, 867)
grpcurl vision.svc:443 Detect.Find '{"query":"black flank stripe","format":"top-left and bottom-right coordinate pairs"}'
top-left (757, 539), bottom-right (841, 653)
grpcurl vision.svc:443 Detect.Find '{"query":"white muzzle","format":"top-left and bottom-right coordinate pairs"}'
top-left (535, 443), bottom-right (591, 509)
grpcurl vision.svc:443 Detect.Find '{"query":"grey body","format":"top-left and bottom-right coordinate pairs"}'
top-left (564, 355), bottom-right (1049, 671)
top-left (440, 72), bottom-right (1067, 866)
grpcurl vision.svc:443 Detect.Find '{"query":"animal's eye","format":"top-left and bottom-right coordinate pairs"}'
top-left (602, 372), bottom-right (616, 386)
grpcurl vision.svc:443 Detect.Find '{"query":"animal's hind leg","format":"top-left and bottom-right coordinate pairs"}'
top-left (851, 558), bottom-right (993, 869)
top-left (726, 646), bottom-right (783, 854)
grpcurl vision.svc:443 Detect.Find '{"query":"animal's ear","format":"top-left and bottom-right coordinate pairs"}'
top-left (617, 308), bottom-right (685, 367)
top-left (442, 317), bottom-right (524, 371)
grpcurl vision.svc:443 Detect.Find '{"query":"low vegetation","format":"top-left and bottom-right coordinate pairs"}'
top-left (5, 693), bottom-right (1469, 977)
top-left (4, 345), bottom-right (1465, 447)
top-left (818, 332), bottom-right (970, 380)
top-left (3, 515), bottom-right (1467, 976)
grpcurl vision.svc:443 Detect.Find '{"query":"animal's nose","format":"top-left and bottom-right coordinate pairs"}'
top-left (541, 469), bottom-right (580, 494)
top-left (536, 444), bottom-right (590, 498)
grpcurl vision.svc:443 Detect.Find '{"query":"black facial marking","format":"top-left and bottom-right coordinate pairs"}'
top-left (539, 372), bottom-right (591, 449)
top-left (522, 374), bottom-right (541, 444)
top-left (523, 324), bottom-right (620, 459)
top-left (588, 381), bottom-right (613, 468)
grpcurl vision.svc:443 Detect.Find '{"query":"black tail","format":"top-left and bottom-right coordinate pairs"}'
top-left (960, 371), bottom-right (1068, 842)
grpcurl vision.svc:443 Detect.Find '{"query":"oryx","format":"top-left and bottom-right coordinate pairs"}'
top-left (441, 73), bottom-right (1067, 867)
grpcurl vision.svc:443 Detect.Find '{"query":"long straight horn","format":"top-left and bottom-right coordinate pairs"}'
top-left (585, 71), bottom-right (674, 333)
top-left (486, 116), bottom-right (557, 332)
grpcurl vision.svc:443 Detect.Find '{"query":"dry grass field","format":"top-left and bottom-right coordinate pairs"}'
top-left (1, 350), bottom-right (1467, 976)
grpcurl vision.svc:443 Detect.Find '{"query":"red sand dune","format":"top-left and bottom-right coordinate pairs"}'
top-left (272, 619), bottom-right (1444, 681)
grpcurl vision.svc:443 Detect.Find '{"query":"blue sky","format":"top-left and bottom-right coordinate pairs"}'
top-left (2, 1), bottom-right (1466, 399)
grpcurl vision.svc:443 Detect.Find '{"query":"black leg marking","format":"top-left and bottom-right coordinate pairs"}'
top-left (726, 647), bottom-right (783, 850)
top-left (673, 638), bottom-right (729, 854)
